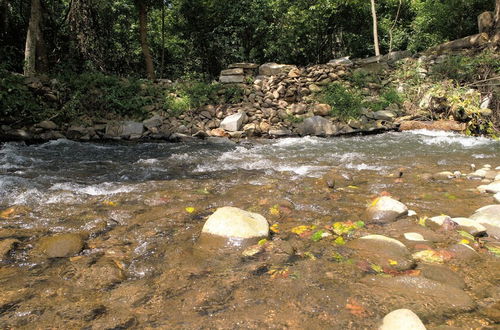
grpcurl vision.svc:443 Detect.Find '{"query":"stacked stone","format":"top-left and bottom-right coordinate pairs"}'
top-left (219, 63), bottom-right (258, 83)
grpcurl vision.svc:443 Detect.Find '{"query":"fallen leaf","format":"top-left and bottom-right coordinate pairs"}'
top-left (270, 223), bottom-right (280, 233)
top-left (291, 225), bottom-right (316, 235)
top-left (334, 236), bottom-right (346, 245)
top-left (346, 299), bottom-right (368, 317)
top-left (269, 205), bottom-right (280, 216)
top-left (185, 207), bottom-right (196, 213)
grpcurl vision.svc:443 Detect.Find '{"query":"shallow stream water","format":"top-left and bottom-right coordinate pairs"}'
top-left (1, 130), bottom-right (499, 328)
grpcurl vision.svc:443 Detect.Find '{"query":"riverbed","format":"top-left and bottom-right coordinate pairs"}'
top-left (1, 130), bottom-right (499, 328)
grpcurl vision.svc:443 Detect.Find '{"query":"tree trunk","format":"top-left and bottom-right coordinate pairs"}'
top-left (370, 0), bottom-right (380, 56)
top-left (494, 0), bottom-right (500, 31)
top-left (36, 1), bottom-right (49, 72)
top-left (0, 0), bottom-right (8, 38)
top-left (430, 33), bottom-right (490, 53)
top-left (24, 0), bottom-right (42, 76)
top-left (135, 0), bottom-right (155, 80)
top-left (160, 2), bottom-right (165, 79)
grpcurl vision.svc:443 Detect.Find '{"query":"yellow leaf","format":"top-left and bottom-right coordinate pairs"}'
top-left (103, 201), bottom-right (117, 206)
top-left (304, 252), bottom-right (317, 260)
top-left (370, 198), bottom-right (379, 207)
top-left (258, 238), bottom-right (268, 245)
top-left (459, 239), bottom-right (469, 245)
top-left (388, 259), bottom-right (398, 265)
top-left (347, 185), bottom-right (359, 189)
top-left (418, 216), bottom-right (427, 227)
top-left (270, 224), bottom-right (280, 233)
top-left (185, 207), bottom-right (196, 213)
top-left (269, 205), bottom-right (280, 216)
top-left (334, 236), bottom-right (346, 245)
top-left (291, 225), bottom-right (316, 235)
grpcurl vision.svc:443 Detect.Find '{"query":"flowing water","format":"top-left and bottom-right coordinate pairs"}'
top-left (0, 130), bottom-right (499, 328)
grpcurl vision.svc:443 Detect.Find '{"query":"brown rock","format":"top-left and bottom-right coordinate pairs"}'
top-left (38, 233), bottom-right (84, 258)
top-left (311, 103), bottom-right (332, 116)
top-left (399, 120), bottom-right (466, 132)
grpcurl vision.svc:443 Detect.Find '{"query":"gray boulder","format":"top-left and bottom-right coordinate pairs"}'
top-left (328, 57), bottom-right (353, 66)
top-left (219, 75), bottom-right (244, 83)
top-left (298, 116), bottom-right (337, 136)
top-left (220, 112), bottom-right (247, 132)
top-left (259, 63), bottom-right (296, 76)
top-left (36, 120), bottom-right (58, 130)
top-left (143, 115), bottom-right (163, 130)
top-left (373, 110), bottom-right (397, 121)
top-left (105, 121), bottom-right (144, 137)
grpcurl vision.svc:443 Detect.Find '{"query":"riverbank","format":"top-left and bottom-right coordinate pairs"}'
top-left (1, 49), bottom-right (499, 143)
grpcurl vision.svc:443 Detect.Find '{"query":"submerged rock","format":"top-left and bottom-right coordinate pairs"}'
top-left (365, 196), bottom-right (408, 223)
top-left (38, 233), bottom-right (84, 258)
top-left (202, 207), bottom-right (269, 240)
top-left (347, 234), bottom-right (414, 271)
top-left (417, 264), bottom-right (466, 289)
top-left (361, 276), bottom-right (475, 318)
top-left (379, 309), bottom-right (426, 330)
top-left (469, 205), bottom-right (500, 239)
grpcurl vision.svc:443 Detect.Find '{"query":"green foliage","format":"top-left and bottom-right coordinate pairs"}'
top-left (287, 114), bottom-right (304, 124)
top-left (0, 70), bottom-right (44, 123)
top-left (407, 0), bottom-right (492, 52)
top-left (318, 83), bottom-right (363, 119)
top-left (349, 70), bottom-right (375, 88)
top-left (54, 72), bottom-right (159, 122)
top-left (431, 52), bottom-right (500, 83)
top-left (363, 88), bottom-right (403, 112)
top-left (163, 80), bottom-right (243, 114)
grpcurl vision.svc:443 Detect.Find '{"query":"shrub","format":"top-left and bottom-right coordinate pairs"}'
top-left (318, 83), bottom-right (363, 119)
top-left (0, 70), bottom-right (45, 124)
top-left (56, 72), bottom-right (158, 121)
top-left (363, 88), bottom-right (403, 112)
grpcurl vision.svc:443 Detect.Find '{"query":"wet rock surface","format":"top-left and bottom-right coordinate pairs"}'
top-left (0, 132), bottom-right (499, 328)
top-left (36, 233), bottom-right (84, 258)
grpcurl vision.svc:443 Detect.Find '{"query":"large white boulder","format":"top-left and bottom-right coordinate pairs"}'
top-left (220, 112), bottom-right (247, 132)
top-left (202, 207), bottom-right (269, 239)
top-left (469, 205), bottom-right (500, 239)
top-left (365, 196), bottom-right (408, 223)
top-left (379, 309), bottom-right (426, 330)
top-left (477, 181), bottom-right (500, 194)
top-left (451, 217), bottom-right (487, 236)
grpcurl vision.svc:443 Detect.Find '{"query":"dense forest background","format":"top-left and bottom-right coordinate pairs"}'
top-left (0, 0), bottom-right (495, 79)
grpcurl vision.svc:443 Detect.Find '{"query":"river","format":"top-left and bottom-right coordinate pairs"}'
top-left (1, 130), bottom-right (499, 328)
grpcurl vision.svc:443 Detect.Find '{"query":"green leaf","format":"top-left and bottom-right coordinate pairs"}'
top-left (311, 230), bottom-right (325, 242)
